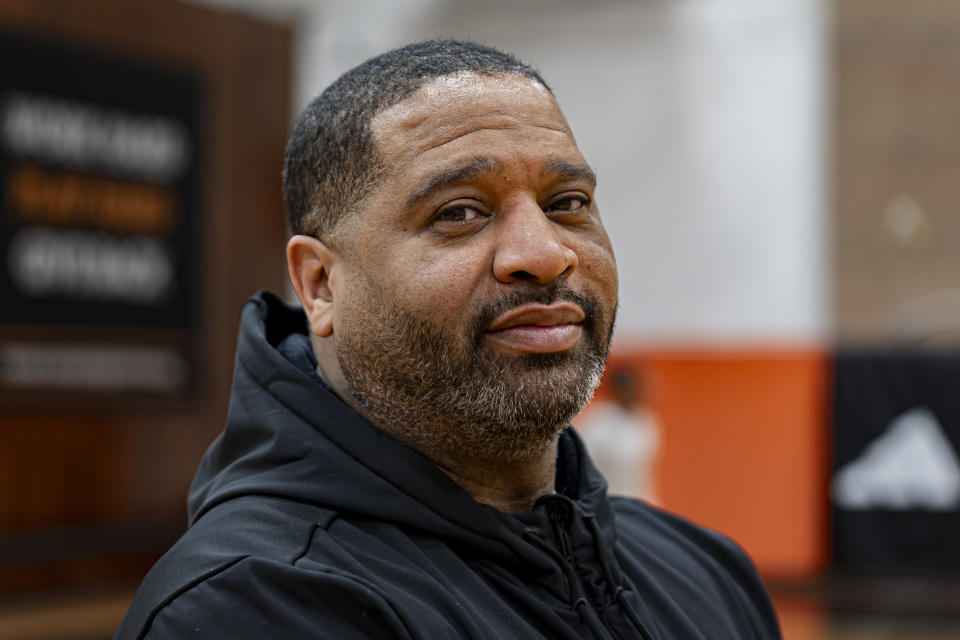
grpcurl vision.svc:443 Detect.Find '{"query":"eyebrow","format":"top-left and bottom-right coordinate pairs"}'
top-left (405, 156), bottom-right (504, 208)
top-left (542, 159), bottom-right (597, 186)
top-left (403, 156), bottom-right (598, 209)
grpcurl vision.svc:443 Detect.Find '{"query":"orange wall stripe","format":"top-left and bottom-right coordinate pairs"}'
top-left (586, 346), bottom-right (829, 579)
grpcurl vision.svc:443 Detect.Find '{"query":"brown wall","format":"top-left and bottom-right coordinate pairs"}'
top-left (0, 0), bottom-right (290, 591)
top-left (835, 0), bottom-right (960, 345)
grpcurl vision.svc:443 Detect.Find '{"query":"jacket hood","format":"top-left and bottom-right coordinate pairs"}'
top-left (189, 291), bottom-right (615, 571)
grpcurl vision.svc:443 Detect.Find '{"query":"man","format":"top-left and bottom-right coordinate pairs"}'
top-left (116, 40), bottom-right (781, 639)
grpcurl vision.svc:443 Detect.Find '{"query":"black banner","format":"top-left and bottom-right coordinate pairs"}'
top-left (831, 350), bottom-right (960, 573)
top-left (0, 32), bottom-right (201, 404)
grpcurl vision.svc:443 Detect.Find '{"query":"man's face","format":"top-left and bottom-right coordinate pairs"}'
top-left (329, 72), bottom-right (618, 460)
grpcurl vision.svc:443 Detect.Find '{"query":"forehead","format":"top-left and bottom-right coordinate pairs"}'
top-left (370, 72), bottom-right (581, 173)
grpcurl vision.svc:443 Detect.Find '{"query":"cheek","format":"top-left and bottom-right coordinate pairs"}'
top-left (576, 240), bottom-right (619, 301)
top-left (393, 248), bottom-right (488, 316)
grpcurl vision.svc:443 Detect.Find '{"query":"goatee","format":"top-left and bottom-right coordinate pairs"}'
top-left (337, 280), bottom-right (615, 461)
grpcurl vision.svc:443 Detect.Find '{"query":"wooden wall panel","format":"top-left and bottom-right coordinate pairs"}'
top-left (834, 0), bottom-right (960, 344)
top-left (0, 0), bottom-right (290, 592)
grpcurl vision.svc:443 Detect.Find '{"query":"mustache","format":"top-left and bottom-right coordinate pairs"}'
top-left (469, 281), bottom-right (596, 337)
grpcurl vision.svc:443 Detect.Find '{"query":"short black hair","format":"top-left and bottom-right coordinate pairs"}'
top-left (283, 40), bottom-right (550, 238)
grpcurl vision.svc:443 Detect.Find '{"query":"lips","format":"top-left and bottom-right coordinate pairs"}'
top-left (484, 303), bottom-right (585, 353)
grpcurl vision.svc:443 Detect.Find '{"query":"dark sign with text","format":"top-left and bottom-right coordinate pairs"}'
top-left (0, 32), bottom-right (200, 405)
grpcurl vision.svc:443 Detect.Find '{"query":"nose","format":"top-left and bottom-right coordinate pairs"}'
top-left (492, 199), bottom-right (578, 285)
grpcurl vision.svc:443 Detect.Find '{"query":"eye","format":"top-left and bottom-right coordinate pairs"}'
top-left (435, 205), bottom-right (484, 224)
top-left (546, 195), bottom-right (589, 215)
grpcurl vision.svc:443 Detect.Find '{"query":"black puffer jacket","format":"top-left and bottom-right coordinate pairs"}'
top-left (115, 292), bottom-right (782, 639)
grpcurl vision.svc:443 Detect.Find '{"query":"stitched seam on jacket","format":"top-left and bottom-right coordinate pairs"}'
top-left (141, 555), bottom-right (417, 640)
top-left (136, 555), bottom-right (247, 640)
top-left (291, 522), bottom-right (321, 564)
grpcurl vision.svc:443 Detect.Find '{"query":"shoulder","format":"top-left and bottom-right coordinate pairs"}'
top-left (115, 496), bottom-right (411, 640)
top-left (610, 498), bottom-right (782, 639)
top-left (611, 497), bottom-right (753, 567)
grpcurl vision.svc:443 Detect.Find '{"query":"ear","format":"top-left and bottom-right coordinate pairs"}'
top-left (287, 234), bottom-right (341, 338)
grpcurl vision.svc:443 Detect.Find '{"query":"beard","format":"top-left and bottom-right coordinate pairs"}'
top-left (335, 278), bottom-right (616, 461)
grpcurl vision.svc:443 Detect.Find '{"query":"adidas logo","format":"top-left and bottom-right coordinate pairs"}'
top-left (832, 407), bottom-right (960, 511)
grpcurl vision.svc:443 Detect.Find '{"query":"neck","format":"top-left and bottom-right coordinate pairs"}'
top-left (356, 397), bottom-right (560, 512)
top-left (428, 440), bottom-right (557, 513)
top-left (313, 343), bottom-right (558, 512)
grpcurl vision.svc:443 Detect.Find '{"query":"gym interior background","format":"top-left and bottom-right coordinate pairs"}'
top-left (1, 0), bottom-right (958, 638)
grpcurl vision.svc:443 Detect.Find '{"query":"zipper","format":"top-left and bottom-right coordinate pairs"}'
top-left (549, 506), bottom-right (575, 561)
top-left (584, 516), bottom-right (656, 640)
top-left (544, 499), bottom-right (616, 640)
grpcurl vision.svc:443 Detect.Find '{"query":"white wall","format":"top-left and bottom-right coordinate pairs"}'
top-left (198, 0), bottom-right (830, 345)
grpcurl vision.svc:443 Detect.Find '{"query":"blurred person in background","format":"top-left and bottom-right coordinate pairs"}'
top-left (579, 368), bottom-right (662, 502)
top-left (115, 40), bottom-right (780, 639)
